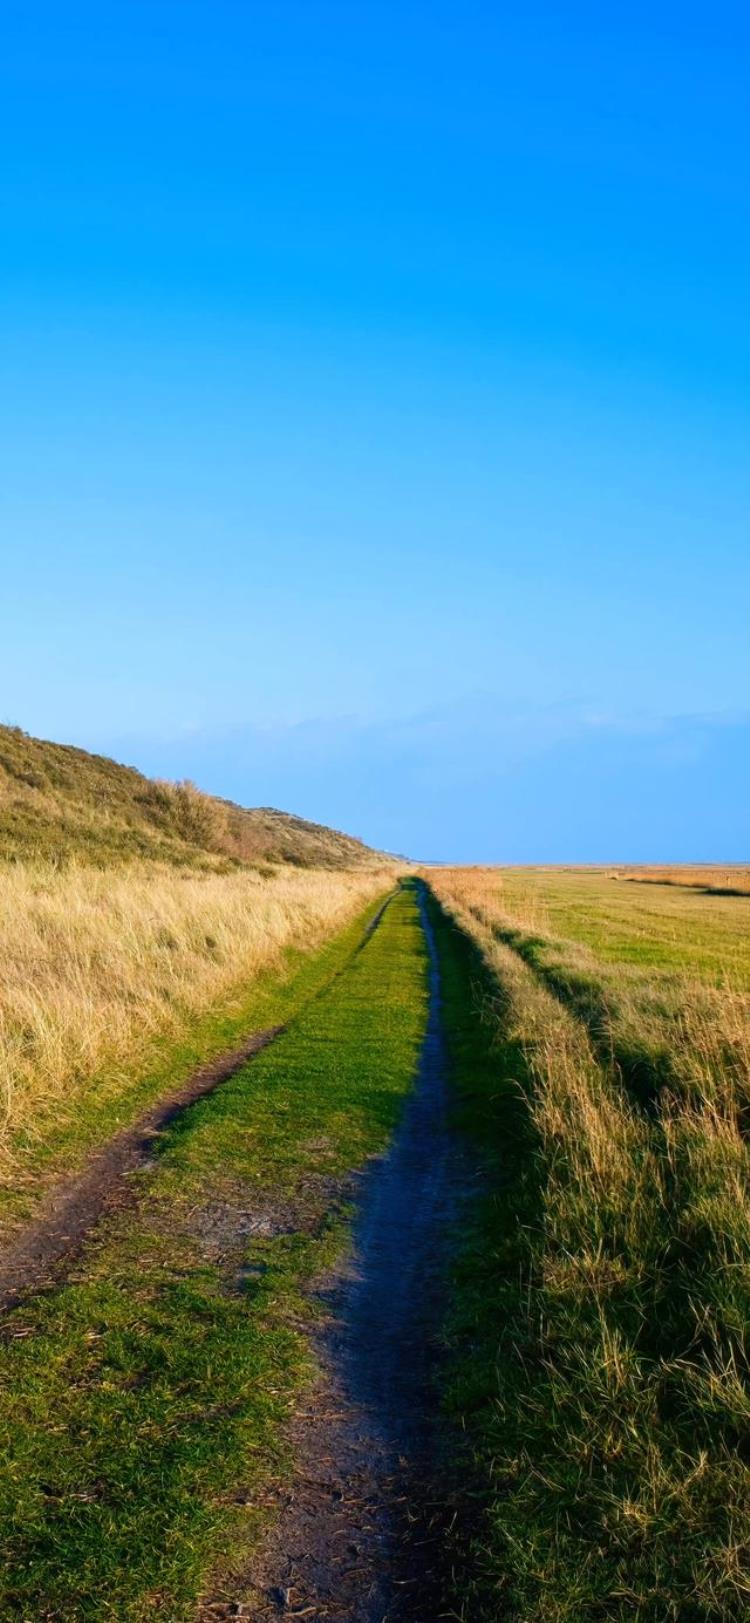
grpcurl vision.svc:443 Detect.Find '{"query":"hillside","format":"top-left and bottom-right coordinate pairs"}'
top-left (0, 725), bottom-right (382, 869)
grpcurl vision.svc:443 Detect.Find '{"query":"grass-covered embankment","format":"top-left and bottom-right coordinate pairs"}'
top-left (428, 873), bottom-right (750, 1622)
top-left (0, 883), bottom-right (428, 1619)
top-left (0, 723), bottom-right (383, 869)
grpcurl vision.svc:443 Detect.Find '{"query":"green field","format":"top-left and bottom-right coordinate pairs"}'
top-left (492, 865), bottom-right (750, 983)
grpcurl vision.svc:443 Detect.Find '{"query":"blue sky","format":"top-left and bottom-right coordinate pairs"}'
top-left (1, 1), bottom-right (748, 860)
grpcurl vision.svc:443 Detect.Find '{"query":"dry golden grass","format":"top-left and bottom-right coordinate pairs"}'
top-left (613, 864), bottom-right (750, 895)
top-left (431, 865), bottom-right (750, 1120)
top-left (430, 869), bottom-right (658, 1242)
top-left (428, 866), bottom-right (750, 1617)
top-left (0, 860), bottom-right (391, 1185)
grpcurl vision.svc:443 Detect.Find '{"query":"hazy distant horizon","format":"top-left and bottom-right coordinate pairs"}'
top-left (10, 703), bottom-right (746, 867)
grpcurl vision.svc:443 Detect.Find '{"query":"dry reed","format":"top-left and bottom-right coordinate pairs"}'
top-left (0, 860), bottom-right (390, 1180)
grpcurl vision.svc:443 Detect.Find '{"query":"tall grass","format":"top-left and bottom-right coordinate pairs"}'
top-left (429, 869), bottom-right (750, 1620)
top-left (0, 884), bottom-right (427, 1620)
top-left (0, 861), bottom-right (390, 1189)
top-left (613, 866), bottom-right (750, 896)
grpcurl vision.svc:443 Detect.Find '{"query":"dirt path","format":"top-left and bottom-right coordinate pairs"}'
top-left (223, 887), bottom-right (464, 1622)
top-left (0, 1026), bottom-right (284, 1312)
top-left (0, 883), bottom-right (464, 1618)
top-left (0, 895), bottom-right (398, 1317)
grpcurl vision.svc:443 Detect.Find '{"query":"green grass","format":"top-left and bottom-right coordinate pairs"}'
top-left (0, 882), bottom-right (428, 1620)
top-left (425, 891), bottom-right (543, 1620)
top-left (494, 867), bottom-right (750, 985)
top-left (5, 861), bottom-right (747, 1620)
top-left (444, 868), bottom-right (750, 1122)
top-left (0, 889), bottom-right (394, 1233)
top-left (428, 875), bottom-right (750, 1622)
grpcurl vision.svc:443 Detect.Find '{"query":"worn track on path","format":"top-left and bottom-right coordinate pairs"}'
top-left (0, 893), bottom-right (396, 1315)
top-left (0, 883), bottom-right (468, 1621)
top-left (0, 1028), bottom-right (284, 1313)
top-left (226, 885), bottom-right (465, 1623)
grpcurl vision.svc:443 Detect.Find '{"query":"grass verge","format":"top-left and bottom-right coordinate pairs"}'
top-left (427, 879), bottom-right (750, 1623)
top-left (0, 871), bottom-right (392, 1230)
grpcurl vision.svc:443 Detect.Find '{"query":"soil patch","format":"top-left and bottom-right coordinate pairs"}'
top-left (0, 1026), bottom-right (283, 1312)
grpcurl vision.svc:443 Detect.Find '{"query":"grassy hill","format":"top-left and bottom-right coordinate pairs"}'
top-left (0, 724), bottom-right (382, 869)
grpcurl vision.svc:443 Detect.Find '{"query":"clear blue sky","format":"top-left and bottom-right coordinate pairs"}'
top-left (2, 1), bottom-right (748, 860)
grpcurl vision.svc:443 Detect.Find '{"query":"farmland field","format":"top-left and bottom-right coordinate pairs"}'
top-left (1, 843), bottom-right (749, 1620)
top-left (429, 866), bottom-right (750, 1620)
top-left (474, 863), bottom-right (750, 980)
